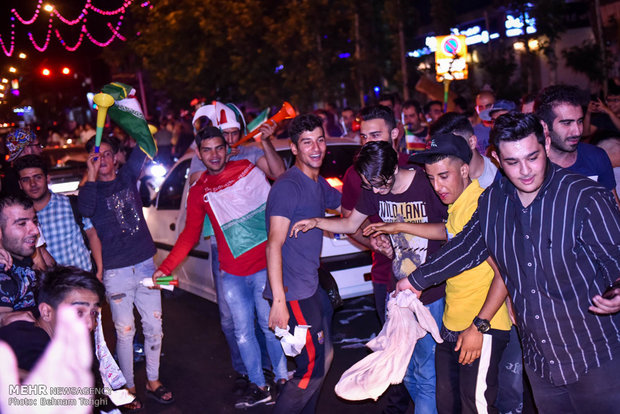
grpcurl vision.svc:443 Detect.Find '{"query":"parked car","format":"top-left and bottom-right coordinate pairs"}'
top-left (42, 145), bottom-right (88, 195)
top-left (142, 138), bottom-right (373, 303)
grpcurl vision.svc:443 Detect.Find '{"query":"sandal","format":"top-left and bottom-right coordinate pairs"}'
top-left (146, 385), bottom-right (174, 404)
top-left (119, 397), bottom-right (143, 413)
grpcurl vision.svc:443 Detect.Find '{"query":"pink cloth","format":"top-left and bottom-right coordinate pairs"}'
top-left (335, 290), bottom-right (443, 401)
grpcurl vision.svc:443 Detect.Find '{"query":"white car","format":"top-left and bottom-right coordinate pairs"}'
top-left (142, 138), bottom-right (373, 302)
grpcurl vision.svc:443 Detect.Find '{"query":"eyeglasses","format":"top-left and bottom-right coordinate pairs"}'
top-left (360, 174), bottom-right (395, 191)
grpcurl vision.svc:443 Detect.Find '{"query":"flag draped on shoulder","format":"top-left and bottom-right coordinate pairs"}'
top-left (203, 163), bottom-right (270, 258)
top-left (101, 82), bottom-right (157, 159)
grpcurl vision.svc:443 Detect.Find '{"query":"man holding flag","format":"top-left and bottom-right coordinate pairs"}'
top-left (153, 126), bottom-right (289, 408)
top-left (78, 83), bottom-right (173, 407)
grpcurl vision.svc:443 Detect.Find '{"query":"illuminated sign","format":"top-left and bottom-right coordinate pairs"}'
top-left (435, 35), bottom-right (468, 82)
top-left (505, 13), bottom-right (537, 37)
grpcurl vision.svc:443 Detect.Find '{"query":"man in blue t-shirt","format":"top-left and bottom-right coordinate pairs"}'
top-left (265, 114), bottom-right (341, 413)
top-left (536, 84), bottom-right (620, 208)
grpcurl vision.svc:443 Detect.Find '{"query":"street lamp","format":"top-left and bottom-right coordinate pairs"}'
top-left (43, 4), bottom-right (54, 12)
top-left (8, 67), bottom-right (16, 73)
top-left (18, 53), bottom-right (27, 59)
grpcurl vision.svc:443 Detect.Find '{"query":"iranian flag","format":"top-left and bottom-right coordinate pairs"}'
top-left (204, 163), bottom-right (270, 258)
top-left (101, 82), bottom-right (157, 159)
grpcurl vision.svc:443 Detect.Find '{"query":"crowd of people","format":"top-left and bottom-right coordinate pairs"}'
top-left (0, 79), bottom-right (618, 414)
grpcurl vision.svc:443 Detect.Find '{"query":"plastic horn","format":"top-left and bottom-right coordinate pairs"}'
top-left (93, 92), bottom-right (115, 154)
top-left (232, 101), bottom-right (296, 147)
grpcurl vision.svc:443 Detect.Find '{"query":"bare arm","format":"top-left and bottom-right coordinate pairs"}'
top-left (0, 308), bottom-right (35, 327)
top-left (341, 207), bottom-right (371, 249)
top-left (455, 256), bottom-right (509, 365)
top-left (256, 121), bottom-right (286, 179)
top-left (33, 246), bottom-right (55, 271)
top-left (85, 227), bottom-right (103, 281)
top-left (267, 215), bottom-right (291, 330)
top-left (363, 222), bottom-right (447, 241)
top-left (290, 208), bottom-right (368, 238)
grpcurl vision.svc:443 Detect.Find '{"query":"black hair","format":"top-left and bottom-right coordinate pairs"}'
top-left (353, 141), bottom-right (398, 185)
top-left (0, 194), bottom-right (34, 229)
top-left (194, 126), bottom-right (226, 148)
top-left (534, 85), bottom-right (588, 130)
top-left (378, 93), bottom-right (395, 107)
top-left (35, 266), bottom-right (105, 309)
top-left (429, 113), bottom-right (474, 139)
top-left (453, 96), bottom-right (469, 112)
top-left (490, 112), bottom-right (545, 154)
top-left (288, 114), bottom-right (324, 145)
top-left (14, 154), bottom-right (49, 176)
top-left (359, 105), bottom-right (396, 131)
top-left (402, 99), bottom-right (422, 115)
top-left (85, 135), bottom-right (121, 154)
top-left (424, 100), bottom-right (443, 114)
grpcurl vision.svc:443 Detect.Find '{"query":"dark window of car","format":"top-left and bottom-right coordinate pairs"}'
top-left (275, 144), bottom-right (360, 181)
top-left (156, 159), bottom-right (191, 210)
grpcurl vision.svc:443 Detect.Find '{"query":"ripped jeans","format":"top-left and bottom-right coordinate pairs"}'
top-left (103, 257), bottom-right (162, 389)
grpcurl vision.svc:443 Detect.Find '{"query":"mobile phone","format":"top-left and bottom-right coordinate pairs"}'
top-left (602, 280), bottom-right (620, 300)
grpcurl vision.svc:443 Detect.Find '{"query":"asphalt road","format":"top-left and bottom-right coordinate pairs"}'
top-left (101, 289), bottom-right (415, 413)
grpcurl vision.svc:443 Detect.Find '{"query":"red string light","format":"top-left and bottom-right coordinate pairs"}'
top-left (1, 0), bottom-right (149, 56)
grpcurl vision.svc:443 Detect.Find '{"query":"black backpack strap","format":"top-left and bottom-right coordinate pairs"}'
top-left (67, 195), bottom-right (90, 250)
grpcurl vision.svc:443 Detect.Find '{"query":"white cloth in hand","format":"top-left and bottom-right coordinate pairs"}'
top-left (274, 325), bottom-right (310, 357)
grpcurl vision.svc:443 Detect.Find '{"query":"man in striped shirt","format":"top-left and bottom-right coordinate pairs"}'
top-left (396, 112), bottom-right (620, 412)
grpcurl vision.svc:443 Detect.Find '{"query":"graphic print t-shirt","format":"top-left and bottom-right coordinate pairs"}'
top-left (356, 166), bottom-right (447, 304)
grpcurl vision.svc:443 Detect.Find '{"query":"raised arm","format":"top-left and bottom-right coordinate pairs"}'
top-left (267, 215), bottom-right (291, 330)
top-left (256, 121), bottom-right (286, 179)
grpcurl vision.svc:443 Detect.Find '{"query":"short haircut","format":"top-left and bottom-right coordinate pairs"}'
top-left (490, 112), bottom-right (545, 154)
top-left (85, 135), bottom-right (121, 154)
top-left (35, 266), bottom-right (105, 309)
top-left (14, 154), bottom-right (49, 176)
top-left (0, 194), bottom-right (34, 229)
top-left (378, 93), bottom-right (395, 106)
top-left (359, 105), bottom-right (396, 131)
top-left (353, 141), bottom-right (398, 185)
top-left (402, 99), bottom-right (422, 115)
top-left (534, 85), bottom-right (587, 130)
top-left (288, 114), bottom-right (323, 145)
top-left (194, 126), bottom-right (226, 148)
top-left (341, 107), bottom-right (355, 114)
top-left (429, 113), bottom-right (474, 139)
top-left (424, 100), bottom-right (442, 114)
top-left (424, 153), bottom-right (464, 166)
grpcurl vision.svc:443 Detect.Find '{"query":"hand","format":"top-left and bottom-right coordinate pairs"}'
top-left (370, 234), bottom-right (394, 259)
top-left (289, 218), bottom-right (319, 238)
top-left (590, 291), bottom-right (620, 315)
top-left (0, 305), bottom-right (93, 414)
top-left (257, 120), bottom-right (277, 140)
top-left (395, 277), bottom-right (422, 297)
top-left (455, 324), bottom-right (483, 365)
top-left (363, 222), bottom-right (400, 237)
top-left (96, 269), bottom-right (103, 282)
top-left (0, 248), bottom-right (13, 270)
top-left (86, 153), bottom-right (101, 182)
top-left (268, 300), bottom-right (289, 330)
top-left (588, 99), bottom-right (611, 115)
top-left (151, 269), bottom-right (166, 290)
top-left (226, 146), bottom-right (240, 162)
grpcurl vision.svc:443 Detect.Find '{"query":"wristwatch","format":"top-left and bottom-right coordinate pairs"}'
top-left (473, 316), bottom-right (491, 333)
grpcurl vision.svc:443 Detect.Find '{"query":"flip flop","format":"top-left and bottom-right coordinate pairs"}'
top-left (146, 385), bottom-right (174, 404)
top-left (119, 397), bottom-right (143, 413)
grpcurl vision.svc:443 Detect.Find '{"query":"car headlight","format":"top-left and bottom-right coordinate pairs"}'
top-left (149, 163), bottom-right (167, 178)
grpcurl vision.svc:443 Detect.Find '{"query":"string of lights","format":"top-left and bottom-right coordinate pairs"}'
top-left (1, 0), bottom-right (151, 56)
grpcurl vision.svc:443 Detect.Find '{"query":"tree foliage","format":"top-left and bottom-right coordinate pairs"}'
top-left (126, 0), bottom-right (405, 110)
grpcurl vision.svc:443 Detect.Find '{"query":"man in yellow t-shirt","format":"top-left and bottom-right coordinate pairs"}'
top-left (365, 133), bottom-right (511, 413)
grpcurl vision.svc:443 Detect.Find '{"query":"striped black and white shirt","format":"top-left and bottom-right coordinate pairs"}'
top-left (408, 162), bottom-right (620, 385)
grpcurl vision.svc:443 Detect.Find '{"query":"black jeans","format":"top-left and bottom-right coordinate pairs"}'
top-left (524, 355), bottom-right (620, 414)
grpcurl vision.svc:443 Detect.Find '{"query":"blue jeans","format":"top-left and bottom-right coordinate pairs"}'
top-left (496, 326), bottom-right (524, 414)
top-left (220, 269), bottom-right (288, 387)
top-left (403, 297), bottom-right (444, 414)
top-left (103, 257), bottom-right (162, 389)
